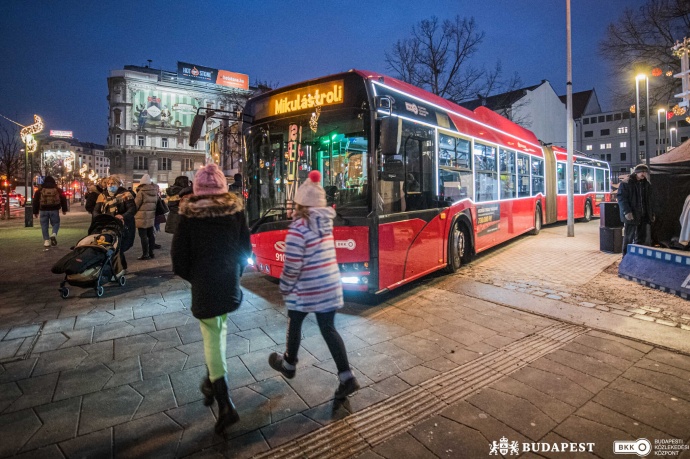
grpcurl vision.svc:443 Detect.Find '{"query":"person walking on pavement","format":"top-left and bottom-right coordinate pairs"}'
top-left (94, 175), bottom-right (137, 274)
top-left (171, 163), bottom-right (251, 434)
top-left (32, 176), bottom-right (68, 248)
top-left (229, 173), bottom-right (243, 194)
top-left (268, 170), bottom-right (360, 400)
top-left (164, 175), bottom-right (192, 235)
top-left (134, 174), bottom-right (159, 260)
top-left (618, 164), bottom-right (655, 255)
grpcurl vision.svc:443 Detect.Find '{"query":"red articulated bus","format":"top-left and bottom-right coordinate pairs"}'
top-left (240, 70), bottom-right (611, 295)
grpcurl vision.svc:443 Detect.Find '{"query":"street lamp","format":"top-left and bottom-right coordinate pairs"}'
top-left (670, 127), bottom-right (677, 148)
top-left (635, 74), bottom-right (650, 165)
top-left (657, 108), bottom-right (667, 156)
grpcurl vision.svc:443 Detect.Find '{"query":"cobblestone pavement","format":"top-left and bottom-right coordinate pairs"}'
top-left (0, 210), bottom-right (689, 458)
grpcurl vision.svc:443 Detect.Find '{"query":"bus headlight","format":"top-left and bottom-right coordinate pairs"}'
top-left (341, 276), bottom-right (360, 284)
top-left (247, 257), bottom-right (255, 266)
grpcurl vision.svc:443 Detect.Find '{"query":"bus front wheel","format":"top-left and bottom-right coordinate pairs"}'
top-left (530, 206), bottom-right (542, 235)
top-left (446, 222), bottom-right (471, 273)
top-left (582, 201), bottom-right (592, 222)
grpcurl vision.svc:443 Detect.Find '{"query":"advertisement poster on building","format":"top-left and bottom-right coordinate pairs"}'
top-left (131, 90), bottom-right (199, 130)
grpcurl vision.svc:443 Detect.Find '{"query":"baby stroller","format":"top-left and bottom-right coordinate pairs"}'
top-left (52, 214), bottom-right (126, 298)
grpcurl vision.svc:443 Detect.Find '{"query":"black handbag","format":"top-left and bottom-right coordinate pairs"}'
top-left (155, 197), bottom-right (169, 216)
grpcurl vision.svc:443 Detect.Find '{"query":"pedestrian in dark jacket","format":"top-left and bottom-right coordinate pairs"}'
top-left (268, 170), bottom-right (360, 400)
top-left (618, 164), bottom-right (655, 254)
top-left (85, 179), bottom-right (106, 216)
top-left (134, 174), bottom-right (159, 260)
top-left (171, 163), bottom-right (251, 434)
top-left (94, 175), bottom-right (137, 274)
top-left (229, 173), bottom-right (242, 194)
top-left (164, 175), bottom-right (192, 234)
top-left (32, 176), bottom-right (68, 248)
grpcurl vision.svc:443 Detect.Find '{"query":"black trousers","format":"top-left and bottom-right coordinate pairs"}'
top-left (623, 222), bottom-right (648, 255)
top-left (285, 309), bottom-right (350, 374)
top-left (138, 227), bottom-right (155, 256)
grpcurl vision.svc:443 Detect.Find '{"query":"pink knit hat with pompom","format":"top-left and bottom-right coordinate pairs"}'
top-left (294, 170), bottom-right (326, 207)
top-left (193, 163), bottom-right (227, 195)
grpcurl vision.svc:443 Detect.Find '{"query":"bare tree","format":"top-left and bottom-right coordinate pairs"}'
top-left (385, 15), bottom-right (522, 104)
top-left (600, 0), bottom-right (690, 108)
top-left (0, 121), bottom-right (24, 218)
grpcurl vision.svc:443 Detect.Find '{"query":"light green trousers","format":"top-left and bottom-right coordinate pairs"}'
top-left (198, 314), bottom-right (228, 382)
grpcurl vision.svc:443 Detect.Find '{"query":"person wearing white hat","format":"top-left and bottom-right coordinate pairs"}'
top-left (268, 170), bottom-right (360, 400)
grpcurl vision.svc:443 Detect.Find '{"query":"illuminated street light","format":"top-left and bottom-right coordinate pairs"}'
top-left (657, 108), bottom-right (667, 156)
top-left (670, 127), bottom-right (677, 148)
top-left (20, 115), bottom-right (44, 227)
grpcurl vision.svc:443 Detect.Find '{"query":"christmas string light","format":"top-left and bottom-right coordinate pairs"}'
top-left (19, 115), bottom-right (44, 153)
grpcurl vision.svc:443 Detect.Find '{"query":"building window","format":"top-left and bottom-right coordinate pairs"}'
top-left (590, 117), bottom-right (598, 124)
top-left (620, 153), bottom-right (627, 161)
top-left (585, 145), bottom-right (593, 151)
top-left (584, 131), bottom-right (593, 138)
top-left (620, 141), bottom-right (627, 148)
top-left (614, 113), bottom-right (622, 120)
top-left (583, 118), bottom-right (589, 125)
top-left (600, 144), bottom-right (606, 150)
top-left (134, 156), bottom-right (148, 170)
top-left (598, 116), bottom-right (605, 123)
top-left (606, 115), bottom-right (613, 122)
top-left (162, 138), bottom-right (168, 148)
top-left (138, 135), bottom-right (145, 147)
top-left (606, 154), bottom-right (612, 161)
top-left (182, 158), bottom-right (193, 171)
top-left (600, 129), bottom-right (610, 136)
top-left (617, 126), bottom-right (628, 134)
top-left (114, 109), bottom-right (121, 126)
top-left (115, 134), bottom-right (121, 146)
top-left (600, 154), bottom-right (605, 160)
top-left (160, 158), bottom-right (171, 170)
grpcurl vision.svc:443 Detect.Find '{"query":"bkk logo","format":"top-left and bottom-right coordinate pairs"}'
top-left (335, 239), bottom-right (356, 250)
top-left (489, 437), bottom-right (595, 455)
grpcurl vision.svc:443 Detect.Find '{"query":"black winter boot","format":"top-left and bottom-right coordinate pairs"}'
top-left (201, 374), bottom-right (213, 406)
top-left (138, 238), bottom-right (150, 260)
top-left (212, 376), bottom-right (239, 434)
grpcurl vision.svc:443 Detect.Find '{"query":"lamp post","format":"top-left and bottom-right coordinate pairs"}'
top-left (670, 127), bottom-right (677, 148)
top-left (20, 115), bottom-right (43, 227)
top-left (635, 74), bottom-right (650, 165)
top-left (657, 108), bottom-right (667, 156)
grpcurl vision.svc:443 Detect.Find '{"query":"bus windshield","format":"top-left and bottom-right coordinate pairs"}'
top-left (245, 108), bottom-right (369, 226)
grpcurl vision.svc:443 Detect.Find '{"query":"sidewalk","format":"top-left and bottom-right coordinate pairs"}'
top-left (0, 215), bottom-right (689, 458)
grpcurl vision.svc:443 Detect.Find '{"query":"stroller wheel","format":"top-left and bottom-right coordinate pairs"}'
top-left (96, 286), bottom-right (104, 297)
top-left (60, 287), bottom-right (69, 299)
top-left (118, 276), bottom-right (126, 287)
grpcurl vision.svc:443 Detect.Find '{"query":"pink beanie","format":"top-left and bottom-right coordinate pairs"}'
top-left (294, 170), bottom-right (326, 207)
top-left (193, 163), bottom-right (227, 195)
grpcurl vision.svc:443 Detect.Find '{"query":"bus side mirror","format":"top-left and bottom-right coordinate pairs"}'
top-left (375, 96), bottom-right (393, 118)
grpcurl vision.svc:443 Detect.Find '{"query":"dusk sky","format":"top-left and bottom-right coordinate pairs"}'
top-left (0, 0), bottom-right (648, 144)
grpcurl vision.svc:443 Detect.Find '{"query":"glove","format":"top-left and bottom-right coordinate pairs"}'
top-left (625, 212), bottom-right (634, 221)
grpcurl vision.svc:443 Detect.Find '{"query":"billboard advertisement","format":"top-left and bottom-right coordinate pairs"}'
top-left (177, 62), bottom-right (249, 90)
top-left (132, 90), bottom-right (200, 130)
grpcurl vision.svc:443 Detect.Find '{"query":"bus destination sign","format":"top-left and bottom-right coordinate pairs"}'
top-left (269, 81), bottom-right (344, 116)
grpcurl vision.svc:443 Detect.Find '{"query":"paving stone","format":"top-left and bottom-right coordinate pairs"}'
top-left (126, 317), bottom-right (157, 335)
top-left (131, 374), bottom-right (178, 419)
top-left (575, 400), bottom-right (669, 441)
top-left (42, 317), bottom-right (76, 334)
top-left (260, 413), bottom-right (321, 448)
top-left (0, 358), bottom-right (37, 383)
top-left (54, 363), bottom-right (114, 401)
top-left (103, 356), bottom-right (142, 389)
top-left (221, 386), bottom-right (271, 440)
top-left (113, 412), bottom-right (183, 457)
top-left (373, 431), bottom-right (438, 459)
top-left (0, 381), bottom-right (22, 412)
top-left (152, 312), bottom-right (190, 331)
top-left (229, 311), bottom-right (269, 332)
top-left (236, 328), bottom-right (276, 353)
top-left (170, 365), bottom-right (208, 406)
top-left (226, 356), bottom-right (256, 391)
top-left (93, 322), bottom-right (134, 342)
top-left (226, 333), bottom-right (251, 358)
top-left (59, 428), bottom-right (113, 459)
top-left (74, 310), bottom-right (113, 330)
top-left (5, 324), bottom-right (41, 341)
top-left (208, 429), bottom-right (269, 458)
top-left (301, 399), bottom-right (352, 427)
top-left (147, 328), bottom-right (182, 353)
top-left (107, 308), bottom-right (134, 324)
top-left (348, 347), bottom-right (401, 383)
top-left (79, 340), bottom-right (114, 366)
top-left (177, 322), bottom-right (204, 344)
top-left (5, 372), bottom-right (59, 412)
top-left (140, 347), bottom-right (188, 380)
top-left (543, 348), bottom-right (623, 383)
top-left (620, 365), bottom-right (690, 402)
top-left (633, 313), bottom-right (655, 322)
top-left (347, 321), bottom-right (410, 346)
top-left (346, 386), bottom-right (388, 413)
top-left (0, 337), bottom-right (24, 360)
top-left (250, 376), bottom-right (309, 423)
top-left (440, 400), bottom-right (532, 449)
top-left (113, 333), bottom-right (157, 361)
top-left (166, 402), bottom-right (222, 457)
top-left (397, 365), bottom-right (440, 386)
top-left (408, 414), bottom-right (489, 458)
top-left (132, 302), bottom-right (169, 319)
top-left (370, 375), bottom-right (411, 397)
top-left (490, 375), bottom-right (578, 423)
top-left (178, 342), bottom-right (207, 370)
top-left (594, 383), bottom-right (690, 439)
top-left (645, 348), bottom-right (690, 372)
top-left (59, 327), bottom-right (94, 349)
top-left (552, 415), bottom-right (629, 458)
top-left (467, 386), bottom-right (557, 441)
top-left (0, 408), bottom-right (42, 456)
top-left (79, 384), bottom-right (143, 435)
top-left (584, 330), bottom-right (654, 354)
top-left (22, 396), bottom-right (81, 451)
top-left (13, 444), bottom-right (65, 459)
top-left (510, 365), bottom-right (595, 407)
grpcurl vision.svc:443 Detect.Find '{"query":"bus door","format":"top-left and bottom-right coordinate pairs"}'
top-left (377, 118), bottom-right (443, 290)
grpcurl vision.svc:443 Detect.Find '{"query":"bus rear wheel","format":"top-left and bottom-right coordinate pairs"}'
top-left (530, 205), bottom-right (542, 235)
top-left (445, 222), bottom-right (470, 273)
top-left (582, 201), bottom-right (592, 222)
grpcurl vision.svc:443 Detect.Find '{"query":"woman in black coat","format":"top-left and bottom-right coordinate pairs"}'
top-left (171, 163), bottom-right (251, 434)
top-left (164, 175), bottom-right (192, 234)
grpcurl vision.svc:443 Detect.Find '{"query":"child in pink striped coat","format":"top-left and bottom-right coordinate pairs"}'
top-left (268, 170), bottom-right (360, 400)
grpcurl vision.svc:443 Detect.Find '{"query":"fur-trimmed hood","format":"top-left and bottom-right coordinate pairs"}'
top-left (180, 192), bottom-right (243, 218)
